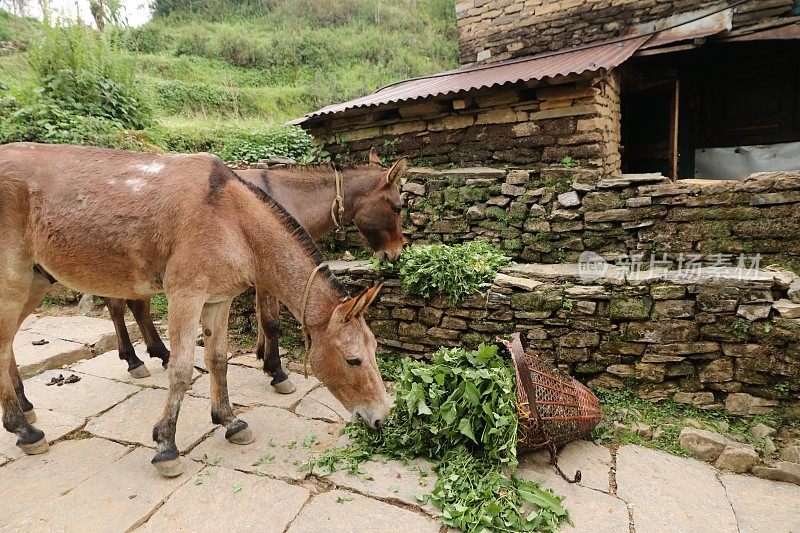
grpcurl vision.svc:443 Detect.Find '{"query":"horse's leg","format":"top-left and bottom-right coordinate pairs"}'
top-left (151, 292), bottom-right (203, 477)
top-left (106, 297), bottom-right (149, 378)
top-left (127, 298), bottom-right (170, 367)
top-left (202, 299), bottom-right (253, 445)
top-left (0, 269), bottom-right (47, 455)
top-left (13, 271), bottom-right (53, 423)
top-left (255, 289), bottom-right (295, 394)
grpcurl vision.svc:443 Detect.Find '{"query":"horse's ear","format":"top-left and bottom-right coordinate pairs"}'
top-left (368, 147), bottom-right (381, 165)
top-left (386, 157), bottom-right (407, 187)
top-left (333, 282), bottom-right (384, 322)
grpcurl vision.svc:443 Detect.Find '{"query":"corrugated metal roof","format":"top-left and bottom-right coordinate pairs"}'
top-left (291, 35), bottom-right (651, 125)
top-left (721, 20), bottom-right (800, 41)
top-left (638, 7), bottom-right (733, 49)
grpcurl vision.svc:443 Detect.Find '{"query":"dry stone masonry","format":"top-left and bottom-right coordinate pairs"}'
top-left (398, 167), bottom-right (800, 266)
top-left (455, 0), bottom-right (795, 65)
top-left (330, 259), bottom-right (800, 416)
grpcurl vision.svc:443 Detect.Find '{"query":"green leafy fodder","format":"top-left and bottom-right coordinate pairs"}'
top-left (311, 344), bottom-right (569, 532)
top-left (380, 241), bottom-right (512, 304)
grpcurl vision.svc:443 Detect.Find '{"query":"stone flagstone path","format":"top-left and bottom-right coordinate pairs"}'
top-left (1, 315), bottom-right (798, 531)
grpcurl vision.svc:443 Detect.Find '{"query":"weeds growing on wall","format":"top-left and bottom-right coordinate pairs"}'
top-left (310, 344), bottom-right (570, 532)
top-left (378, 241), bottom-right (513, 304)
top-left (592, 388), bottom-right (799, 457)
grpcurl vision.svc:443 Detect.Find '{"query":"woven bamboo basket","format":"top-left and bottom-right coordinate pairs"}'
top-left (505, 333), bottom-right (602, 456)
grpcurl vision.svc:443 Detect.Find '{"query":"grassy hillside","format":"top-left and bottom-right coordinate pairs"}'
top-left (0, 0), bottom-right (457, 158)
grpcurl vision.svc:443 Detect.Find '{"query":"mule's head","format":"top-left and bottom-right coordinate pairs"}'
top-left (348, 148), bottom-right (407, 262)
top-left (309, 283), bottom-right (391, 429)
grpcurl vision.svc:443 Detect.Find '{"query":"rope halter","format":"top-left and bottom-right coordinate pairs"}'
top-left (330, 168), bottom-right (346, 241)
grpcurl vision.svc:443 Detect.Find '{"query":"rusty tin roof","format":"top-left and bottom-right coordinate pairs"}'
top-left (291, 35), bottom-right (651, 125)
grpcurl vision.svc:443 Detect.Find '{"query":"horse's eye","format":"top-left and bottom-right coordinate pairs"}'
top-left (346, 357), bottom-right (362, 367)
top-left (391, 204), bottom-right (402, 214)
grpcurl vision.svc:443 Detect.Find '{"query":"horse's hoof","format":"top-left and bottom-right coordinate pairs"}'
top-left (272, 379), bottom-right (296, 395)
top-left (225, 420), bottom-right (255, 445)
top-left (24, 409), bottom-right (36, 424)
top-left (128, 365), bottom-right (151, 379)
top-left (18, 435), bottom-right (48, 455)
top-left (153, 457), bottom-right (185, 478)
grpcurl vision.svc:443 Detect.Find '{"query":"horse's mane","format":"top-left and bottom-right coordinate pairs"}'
top-left (212, 160), bottom-right (349, 298)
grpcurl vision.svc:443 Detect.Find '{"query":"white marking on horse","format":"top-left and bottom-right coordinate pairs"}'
top-left (135, 162), bottom-right (165, 174)
top-left (125, 178), bottom-right (147, 192)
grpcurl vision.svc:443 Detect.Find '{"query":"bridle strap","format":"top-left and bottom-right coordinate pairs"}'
top-left (330, 168), bottom-right (346, 240)
top-left (299, 263), bottom-right (327, 378)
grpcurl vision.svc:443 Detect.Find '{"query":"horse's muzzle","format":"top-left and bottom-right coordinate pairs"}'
top-left (374, 249), bottom-right (402, 263)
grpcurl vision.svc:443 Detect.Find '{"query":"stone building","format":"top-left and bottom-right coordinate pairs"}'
top-left (281, 1), bottom-right (800, 412)
top-left (293, 0), bottom-right (800, 180)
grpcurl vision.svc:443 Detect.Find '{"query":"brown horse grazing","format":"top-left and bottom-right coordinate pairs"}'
top-left (0, 142), bottom-right (391, 476)
top-left (105, 148), bottom-right (407, 396)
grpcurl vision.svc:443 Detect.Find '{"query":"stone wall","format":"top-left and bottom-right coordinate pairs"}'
top-left (303, 73), bottom-right (621, 172)
top-left (456, 0), bottom-right (795, 66)
top-left (331, 260), bottom-right (800, 414)
top-left (397, 167), bottom-right (800, 267)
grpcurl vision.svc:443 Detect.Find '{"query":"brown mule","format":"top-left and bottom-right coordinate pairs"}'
top-left (0, 142), bottom-right (392, 476)
top-left (105, 148), bottom-right (407, 395)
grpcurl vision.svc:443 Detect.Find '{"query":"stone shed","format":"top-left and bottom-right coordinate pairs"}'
top-left (293, 0), bottom-right (800, 180)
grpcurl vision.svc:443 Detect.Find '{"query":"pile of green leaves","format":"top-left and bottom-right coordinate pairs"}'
top-left (381, 241), bottom-right (512, 304)
top-left (311, 344), bottom-right (570, 532)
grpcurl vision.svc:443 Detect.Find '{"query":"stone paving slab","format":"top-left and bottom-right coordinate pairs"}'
top-left (86, 388), bottom-right (217, 452)
top-left (0, 407), bottom-right (85, 460)
top-left (25, 369), bottom-right (140, 419)
top-left (72, 348), bottom-right (200, 388)
top-left (18, 314), bottom-right (39, 330)
top-left (721, 473), bottom-right (800, 533)
top-left (228, 348), bottom-right (288, 370)
top-left (616, 445), bottom-right (738, 533)
top-left (188, 405), bottom-right (340, 481)
top-left (518, 455), bottom-right (629, 533)
top-left (190, 365), bottom-right (320, 409)
top-left (287, 489), bottom-right (440, 533)
top-left (139, 465), bottom-right (310, 532)
top-left (325, 457), bottom-right (438, 514)
top-left (295, 387), bottom-right (351, 423)
top-left (228, 353), bottom-right (262, 369)
top-left (0, 438), bottom-right (129, 527)
top-left (520, 440), bottom-right (613, 493)
top-left (24, 315), bottom-right (118, 347)
top-left (14, 330), bottom-right (92, 379)
top-left (9, 446), bottom-right (201, 532)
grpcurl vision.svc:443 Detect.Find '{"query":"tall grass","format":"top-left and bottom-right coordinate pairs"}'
top-left (1, 0), bottom-right (457, 159)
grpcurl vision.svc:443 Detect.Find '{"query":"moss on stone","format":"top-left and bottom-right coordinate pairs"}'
top-left (510, 289), bottom-right (563, 312)
top-left (609, 297), bottom-right (653, 321)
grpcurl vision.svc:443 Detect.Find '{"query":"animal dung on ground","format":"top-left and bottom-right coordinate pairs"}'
top-left (45, 374), bottom-right (82, 386)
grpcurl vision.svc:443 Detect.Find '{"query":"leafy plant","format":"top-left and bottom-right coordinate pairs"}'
top-left (0, 20), bottom-right (154, 146)
top-left (379, 241), bottom-right (512, 304)
top-left (310, 344), bottom-right (570, 532)
top-left (561, 156), bottom-right (579, 168)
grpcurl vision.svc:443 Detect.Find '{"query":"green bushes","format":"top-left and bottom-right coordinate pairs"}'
top-left (0, 21), bottom-right (153, 145)
top-left (155, 122), bottom-right (315, 163)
